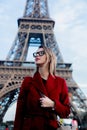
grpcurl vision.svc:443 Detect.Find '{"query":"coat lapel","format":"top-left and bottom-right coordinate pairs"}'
top-left (32, 72), bottom-right (48, 96)
top-left (46, 74), bottom-right (57, 98)
top-left (32, 72), bottom-right (58, 99)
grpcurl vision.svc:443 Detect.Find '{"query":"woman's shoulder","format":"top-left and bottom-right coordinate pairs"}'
top-left (21, 76), bottom-right (33, 91)
top-left (55, 75), bottom-right (68, 88)
top-left (23, 76), bottom-right (32, 81)
top-left (55, 75), bottom-right (66, 82)
top-left (22, 76), bottom-right (33, 85)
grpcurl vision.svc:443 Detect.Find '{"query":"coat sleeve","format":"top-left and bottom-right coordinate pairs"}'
top-left (54, 78), bottom-right (70, 118)
top-left (13, 77), bottom-right (32, 130)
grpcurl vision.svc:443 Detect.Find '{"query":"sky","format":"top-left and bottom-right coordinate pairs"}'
top-left (0, 0), bottom-right (87, 121)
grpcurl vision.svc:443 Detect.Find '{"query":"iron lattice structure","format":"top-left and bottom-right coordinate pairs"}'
top-left (0, 0), bottom-right (87, 127)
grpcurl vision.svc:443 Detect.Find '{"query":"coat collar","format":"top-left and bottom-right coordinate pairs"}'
top-left (32, 71), bottom-right (57, 97)
top-left (32, 71), bottom-right (48, 96)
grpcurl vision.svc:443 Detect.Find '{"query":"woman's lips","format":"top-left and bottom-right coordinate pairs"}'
top-left (35, 57), bottom-right (40, 61)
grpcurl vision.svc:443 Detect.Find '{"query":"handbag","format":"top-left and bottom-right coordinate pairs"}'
top-left (57, 125), bottom-right (76, 130)
top-left (57, 117), bottom-right (77, 130)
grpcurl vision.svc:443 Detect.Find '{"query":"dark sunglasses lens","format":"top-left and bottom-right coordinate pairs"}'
top-left (33, 51), bottom-right (45, 57)
top-left (33, 52), bottom-right (37, 57)
top-left (39, 51), bottom-right (45, 56)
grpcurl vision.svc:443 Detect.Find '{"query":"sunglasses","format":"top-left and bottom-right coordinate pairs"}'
top-left (33, 50), bottom-right (45, 57)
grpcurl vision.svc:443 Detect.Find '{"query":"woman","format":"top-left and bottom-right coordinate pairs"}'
top-left (13, 45), bottom-right (70, 130)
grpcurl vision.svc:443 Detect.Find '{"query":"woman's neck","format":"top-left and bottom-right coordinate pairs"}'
top-left (39, 67), bottom-right (49, 80)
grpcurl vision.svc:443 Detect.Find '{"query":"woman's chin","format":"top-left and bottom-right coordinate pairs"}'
top-left (36, 63), bottom-right (44, 67)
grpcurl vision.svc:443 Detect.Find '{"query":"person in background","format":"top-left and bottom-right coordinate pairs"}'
top-left (13, 45), bottom-right (70, 130)
top-left (72, 118), bottom-right (78, 130)
top-left (5, 124), bottom-right (9, 130)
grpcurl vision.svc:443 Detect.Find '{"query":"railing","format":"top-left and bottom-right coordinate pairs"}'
top-left (0, 60), bottom-right (72, 70)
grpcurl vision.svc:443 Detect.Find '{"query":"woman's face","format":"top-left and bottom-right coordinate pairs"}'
top-left (33, 48), bottom-right (47, 66)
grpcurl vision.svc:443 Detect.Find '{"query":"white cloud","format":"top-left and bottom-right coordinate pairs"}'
top-left (3, 102), bottom-right (17, 122)
top-left (78, 83), bottom-right (87, 88)
top-left (49, 0), bottom-right (87, 32)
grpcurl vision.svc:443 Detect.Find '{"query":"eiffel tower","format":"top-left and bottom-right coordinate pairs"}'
top-left (0, 0), bottom-right (87, 126)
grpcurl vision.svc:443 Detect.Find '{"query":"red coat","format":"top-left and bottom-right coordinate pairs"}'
top-left (13, 72), bottom-right (70, 130)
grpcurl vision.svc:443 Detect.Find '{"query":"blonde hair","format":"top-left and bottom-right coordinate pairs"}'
top-left (38, 45), bottom-right (57, 76)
